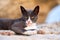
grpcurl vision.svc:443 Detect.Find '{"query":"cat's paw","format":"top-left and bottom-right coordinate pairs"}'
top-left (0, 30), bottom-right (15, 36)
top-left (37, 30), bottom-right (45, 34)
top-left (23, 30), bottom-right (37, 35)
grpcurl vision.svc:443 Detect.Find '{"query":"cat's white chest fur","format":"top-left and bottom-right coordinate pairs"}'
top-left (24, 23), bottom-right (37, 35)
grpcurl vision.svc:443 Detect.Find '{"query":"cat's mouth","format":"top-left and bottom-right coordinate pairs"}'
top-left (26, 21), bottom-right (32, 26)
top-left (26, 23), bottom-right (32, 26)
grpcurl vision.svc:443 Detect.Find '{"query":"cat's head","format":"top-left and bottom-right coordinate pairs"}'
top-left (20, 6), bottom-right (39, 26)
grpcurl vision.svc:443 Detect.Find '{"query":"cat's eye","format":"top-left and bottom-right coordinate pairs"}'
top-left (25, 16), bottom-right (28, 18)
top-left (31, 16), bottom-right (34, 18)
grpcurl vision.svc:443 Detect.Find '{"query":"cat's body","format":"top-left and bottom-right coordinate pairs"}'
top-left (0, 17), bottom-right (26, 30)
top-left (0, 6), bottom-right (39, 35)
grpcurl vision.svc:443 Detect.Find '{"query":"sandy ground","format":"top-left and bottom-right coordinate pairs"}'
top-left (0, 34), bottom-right (60, 40)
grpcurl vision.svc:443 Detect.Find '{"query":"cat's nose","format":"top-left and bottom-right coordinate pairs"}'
top-left (28, 21), bottom-right (30, 24)
top-left (27, 21), bottom-right (32, 25)
top-left (26, 20), bottom-right (32, 26)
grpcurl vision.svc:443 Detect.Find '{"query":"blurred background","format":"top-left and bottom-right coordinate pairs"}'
top-left (0, 0), bottom-right (60, 24)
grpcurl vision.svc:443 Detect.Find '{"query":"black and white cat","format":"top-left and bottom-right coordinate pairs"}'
top-left (21, 6), bottom-right (39, 30)
top-left (0, 6), bottom-right (39, 35)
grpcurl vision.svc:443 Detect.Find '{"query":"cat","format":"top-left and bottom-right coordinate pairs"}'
top-left (0, 6), bottom-right (39, 35)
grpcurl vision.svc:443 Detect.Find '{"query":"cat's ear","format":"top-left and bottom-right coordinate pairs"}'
top-left (33, 6), bottom-right (39, 15)
top-left (20, 6), bottom-right (27, 16)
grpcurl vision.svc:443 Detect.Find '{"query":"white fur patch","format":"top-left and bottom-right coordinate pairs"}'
top-left (23, 30), bottom-right (37, 35)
